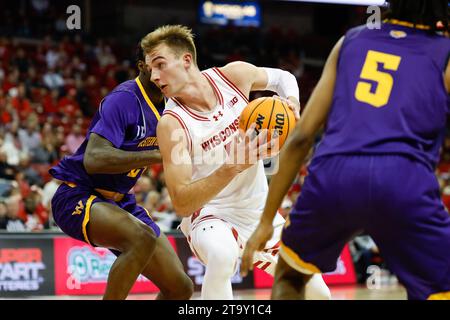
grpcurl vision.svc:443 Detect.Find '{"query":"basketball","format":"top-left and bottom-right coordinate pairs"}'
top-left (239, 97), bottom-right (296, 148)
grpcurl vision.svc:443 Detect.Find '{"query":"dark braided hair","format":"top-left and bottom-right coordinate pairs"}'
top-left (386, 0), bottom-right (449, 32)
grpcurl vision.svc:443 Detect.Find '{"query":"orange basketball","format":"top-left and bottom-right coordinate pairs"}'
top-left (239, 97), bottom-right (296, 148)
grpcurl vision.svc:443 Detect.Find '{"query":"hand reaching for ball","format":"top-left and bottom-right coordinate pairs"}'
top-left (273, 95), bottom-right (301, 121)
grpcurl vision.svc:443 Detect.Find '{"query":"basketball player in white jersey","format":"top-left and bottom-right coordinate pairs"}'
top-left (141, 25), bottom-right (331, 300)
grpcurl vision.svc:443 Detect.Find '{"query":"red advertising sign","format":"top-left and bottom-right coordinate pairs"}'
top-left (253, 244), bottom-right (356, 288)
top-left (54, 237), bottom-right (177, 295)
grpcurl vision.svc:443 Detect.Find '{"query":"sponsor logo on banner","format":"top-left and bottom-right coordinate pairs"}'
top-left (54, 236), bottom-right (178, 295)
top-left (0, 239), bottom-right (55, 296)
top-left (0, 248), bottom-right (45, 292)
top-left (66, 247), bottom-right (149, 289)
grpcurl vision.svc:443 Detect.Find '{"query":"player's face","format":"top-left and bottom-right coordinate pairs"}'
top-left (146, 43), bottom-right (188, 98)
top-left (138, 60), bottom-right (161, 93)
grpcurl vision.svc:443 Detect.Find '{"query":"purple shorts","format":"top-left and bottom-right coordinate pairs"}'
top-left (51, 182), bottom-right (160, 248)
top-left (281, 155), bottom-right (450, 300)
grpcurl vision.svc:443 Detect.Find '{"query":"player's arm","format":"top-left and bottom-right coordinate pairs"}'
top-left (84, 133), bottom-right (161, 174)
top-left (241, 36), bottom-right (344, 276)
top-left (83, 91), bottom-right (161, 174)
top-left (218, 61), bottom-right (300, 116)
top-left (157, 115), bottom-right (241, 217)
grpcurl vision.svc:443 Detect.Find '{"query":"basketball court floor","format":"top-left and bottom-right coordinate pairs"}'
top-left (2, 284), bottom-right (407, 300)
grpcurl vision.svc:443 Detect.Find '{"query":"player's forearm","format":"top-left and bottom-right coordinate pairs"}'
top-left (171, 165), bottom-right (239, 216)
top-left (260, 134), bottom-right (313, 225)
top-left (263, 68), bottom-right (299, 100)
top-left (84, 146), bottom-right (161, 174)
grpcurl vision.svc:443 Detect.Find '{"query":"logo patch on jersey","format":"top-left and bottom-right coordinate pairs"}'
top-left (127, 168), bottom-right (144, 178)
top-left (226, 96), bottom-right (239, 108)
top-left (138, 136), bottom-right (158, 147)
top-left (213, 111), bottom-right (224, 122)
top-left (72, 200), bottom-right (84, 216)
top-left (390, 30), bottom-right (407, 39)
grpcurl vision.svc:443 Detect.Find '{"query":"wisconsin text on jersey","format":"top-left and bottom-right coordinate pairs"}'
top-left (200, 117), bottom-right (240, 151)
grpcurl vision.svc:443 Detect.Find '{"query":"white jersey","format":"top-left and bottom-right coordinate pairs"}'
top-left (163, 67), bottom-right (268, 227)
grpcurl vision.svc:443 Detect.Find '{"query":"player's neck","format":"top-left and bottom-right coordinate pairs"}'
top-left (176, 72), bottom-right (218, 112)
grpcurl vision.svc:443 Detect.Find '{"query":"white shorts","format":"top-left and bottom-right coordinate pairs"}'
top-left (179, 208), bottom-right (286, 276)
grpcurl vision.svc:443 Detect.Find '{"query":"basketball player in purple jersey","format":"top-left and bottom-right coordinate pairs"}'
top-left (242, 0), bottom-right (450, 300)
top-left (49, 44), bottom-right (193, 300)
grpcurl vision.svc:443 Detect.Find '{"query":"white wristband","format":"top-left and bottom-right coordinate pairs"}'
top-left (263, 67), bottom-right (300, 101)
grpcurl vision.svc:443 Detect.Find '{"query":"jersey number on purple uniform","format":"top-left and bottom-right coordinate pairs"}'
top-left (355, 50), bottom-right (402, 108)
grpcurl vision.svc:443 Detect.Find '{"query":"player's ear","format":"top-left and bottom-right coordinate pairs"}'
top-left (137, 60), bottom-right (145, 72)
top-left (183, 53), bottom-right (193, 69)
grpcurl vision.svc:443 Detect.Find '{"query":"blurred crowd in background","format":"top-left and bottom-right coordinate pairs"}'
top-left (1, 0), bottom-right (450, 285)
top-left (0, 20), bottom-right (318, 233)
top-left (0, 0), bottom-right (327, 234)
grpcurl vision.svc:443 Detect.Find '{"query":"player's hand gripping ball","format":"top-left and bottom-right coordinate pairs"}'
top-left (239, 96), bottom-right (296, 148)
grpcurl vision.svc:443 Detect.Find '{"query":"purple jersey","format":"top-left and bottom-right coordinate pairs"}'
top-left (49, 78), bottom-right (163, 194)
top-left (314, 22), bottom-right (450, 170)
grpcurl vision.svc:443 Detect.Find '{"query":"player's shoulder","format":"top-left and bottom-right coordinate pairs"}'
top-left (98, 88), bottom-right (140, 121)
top-left (341, 24), bottom-right (368, 43)
top-left (101, 81), bottom-right (139, 108)
top-left (216, 61), bottom-right (258, 90)
top-left (157, 113), bottom-right (187, 143)
top-left (218, 61), bottom-right (255, 76)
top-left (104, 88), bottom-right (138, 104)
top-left (159, 104), bottom-right (184, 129)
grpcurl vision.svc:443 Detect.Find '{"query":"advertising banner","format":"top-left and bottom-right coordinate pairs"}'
top-left (0, 238), bottom-right (55, 296)
top-left (1, 233), bottom-right (357, 297)
top-left (254, 244), bottom-right (357, 288)
top-left (53, 237), bottom-right (177, 295)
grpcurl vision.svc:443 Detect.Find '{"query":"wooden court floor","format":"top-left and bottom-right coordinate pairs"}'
top-left (2, 284), bottom-right (407, 300)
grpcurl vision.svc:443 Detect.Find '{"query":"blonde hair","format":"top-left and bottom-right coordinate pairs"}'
top-left (141, 25), bottom-right (197, 65)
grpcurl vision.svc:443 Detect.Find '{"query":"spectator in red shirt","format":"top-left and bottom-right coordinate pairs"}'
top-left (24, 186), bottom-right (48, 230)
top-left (60, 35), bottom-right (75, 57)
top-left (57, 87), bottom-right (81, 118)
top-left (2, 68), bottom-right (19, 93)
top-left (0, 91), bottom-right (17, 124)
top-left (42, 88), bottom-right (59, 114)
top-left (11, 82), bottom-right (32, 121)
top-left (104, 69), bottom-right (118, 90)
